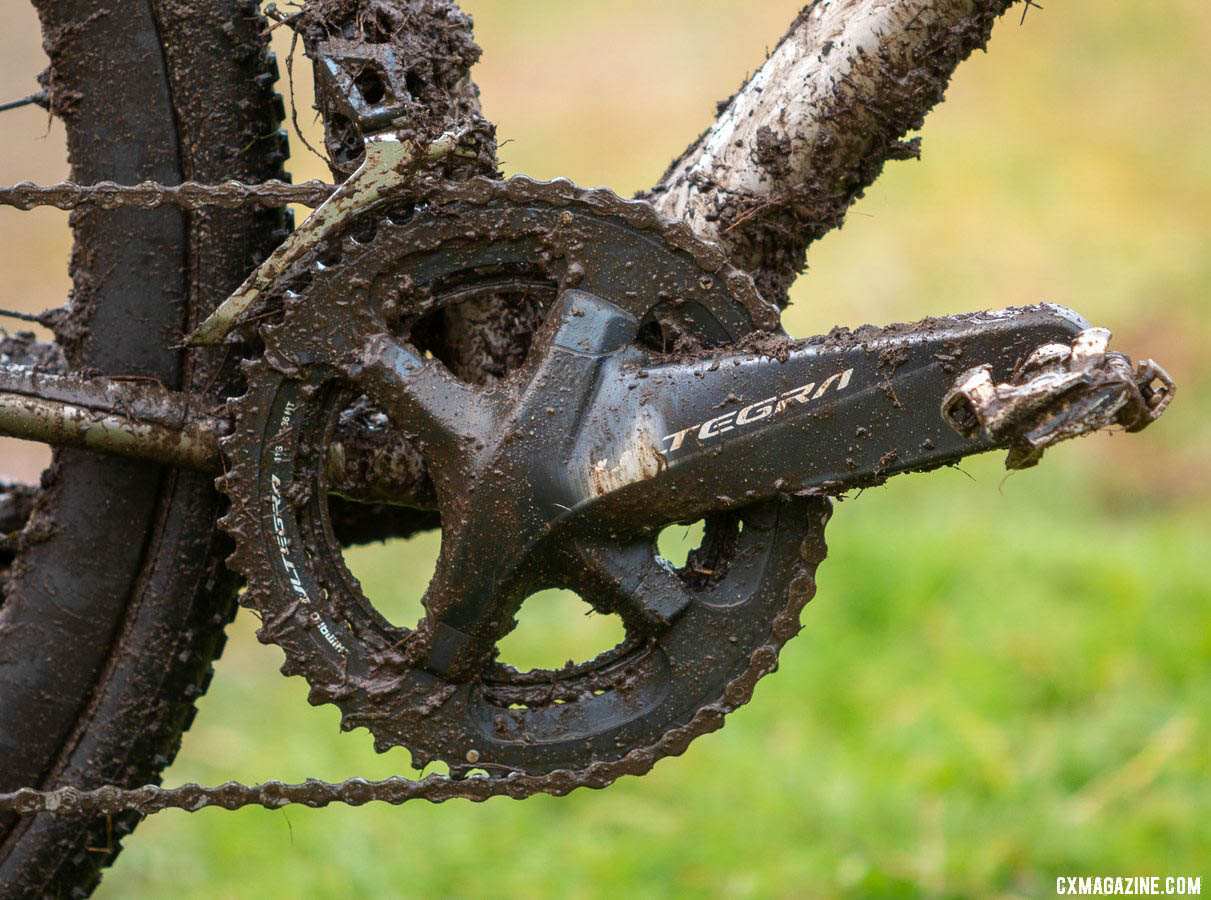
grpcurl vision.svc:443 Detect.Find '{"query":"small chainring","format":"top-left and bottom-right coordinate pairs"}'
top-left (220, 176), bottom-right (829, 778)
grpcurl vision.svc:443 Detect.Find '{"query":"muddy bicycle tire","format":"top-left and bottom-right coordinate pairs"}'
top-left (0, 2), bottom-right (288, 894)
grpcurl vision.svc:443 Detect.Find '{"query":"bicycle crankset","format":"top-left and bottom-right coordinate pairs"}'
top-left (0, 169), bottom-right (1174, 811)
top-left (220, 177), bottom-right (831, 777)
top-left (216, 175), bottom-right (1174, 779)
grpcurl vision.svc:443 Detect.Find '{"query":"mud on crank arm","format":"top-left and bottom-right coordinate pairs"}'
top-left (566, 302), bottom-right (1159, 529)
top-left (375, 292), bottom-right (1171, 680)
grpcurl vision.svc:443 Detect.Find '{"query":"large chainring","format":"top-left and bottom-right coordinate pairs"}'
top-left (220, 176), bottom-right (830, 779)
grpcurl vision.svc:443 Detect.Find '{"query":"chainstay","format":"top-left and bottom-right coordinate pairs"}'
top-left (0, 179), bottom-right (334, 211)
top-left (0, 500), bottom-right (827, 816)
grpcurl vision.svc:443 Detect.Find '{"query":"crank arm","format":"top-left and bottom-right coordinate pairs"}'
top-left (382, 296), bottom-right (1169, 676)
top-left (566, 303), bottom-right (1096, 529)
top-left (0, 366), bottom-right (430, 505)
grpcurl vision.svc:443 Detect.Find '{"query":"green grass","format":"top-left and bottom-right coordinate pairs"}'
top-left (102, 456), bottom-right (1210, 898)
top-left (97, 0), bottom-right (1210, 896)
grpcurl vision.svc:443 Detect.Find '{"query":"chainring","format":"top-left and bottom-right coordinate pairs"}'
top-left (220, 176), bottom-right (830, 779)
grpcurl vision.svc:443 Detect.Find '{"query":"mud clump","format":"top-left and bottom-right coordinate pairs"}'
top-left (298, 0), bottom-right (498, 180)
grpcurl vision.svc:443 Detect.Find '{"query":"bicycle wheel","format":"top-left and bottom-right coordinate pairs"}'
top-left (0, 2), bottom-right (287, 894)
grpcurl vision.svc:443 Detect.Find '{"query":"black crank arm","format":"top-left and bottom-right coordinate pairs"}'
top-left (566, 303), bottom-right (1090, 529)
top-left (394, 297), bottom-right (1092, 677)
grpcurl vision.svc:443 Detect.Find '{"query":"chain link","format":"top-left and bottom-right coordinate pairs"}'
top-left (0, 770), bottom-right (612, 816)
top-left (0, 179), bottom-right (335, 211)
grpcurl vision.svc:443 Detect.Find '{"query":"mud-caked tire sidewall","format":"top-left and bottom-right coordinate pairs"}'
top-left (0, 2), bottom-right (288, 895)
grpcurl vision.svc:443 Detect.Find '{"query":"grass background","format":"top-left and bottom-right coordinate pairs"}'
top-left (0, 0), bottom-right (1208, 896)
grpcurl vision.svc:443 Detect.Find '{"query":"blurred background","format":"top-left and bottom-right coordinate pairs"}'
top-left (1, 0), bottom-right (1208, 896)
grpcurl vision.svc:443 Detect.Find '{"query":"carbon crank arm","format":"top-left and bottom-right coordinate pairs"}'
top-left (322, 291), bottom-right (1169, 678)
top-left (564, 301), bottom-right (1089, 527)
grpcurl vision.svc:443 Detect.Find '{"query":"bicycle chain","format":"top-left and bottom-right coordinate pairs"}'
top-left (0, 502), bottom-right (826, 816)
top-left (0, 174), bottom-right (832, 816)
top-left (0, 178), bottom-right (333, 211)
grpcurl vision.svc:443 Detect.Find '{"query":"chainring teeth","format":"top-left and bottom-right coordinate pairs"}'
top-left (216, 177), bottom-right (827, 782)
